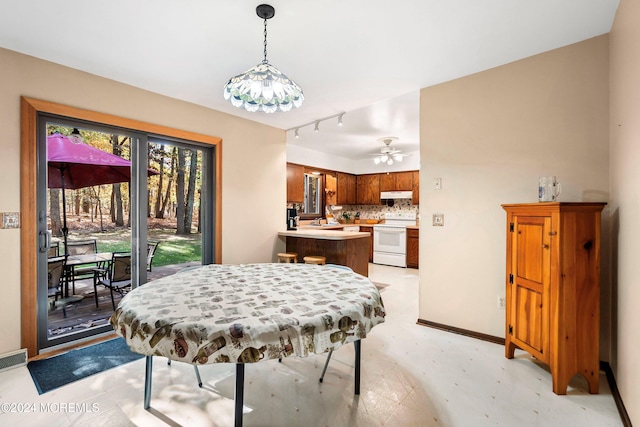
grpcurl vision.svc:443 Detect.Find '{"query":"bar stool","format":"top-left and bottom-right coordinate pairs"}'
top-left (277, 252), bottom-right (298, 263)
top-left (303, 256), bottom-right (326, 265)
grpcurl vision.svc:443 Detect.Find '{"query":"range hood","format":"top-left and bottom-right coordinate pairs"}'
top-left (380, 191), bottom-right (413, 200)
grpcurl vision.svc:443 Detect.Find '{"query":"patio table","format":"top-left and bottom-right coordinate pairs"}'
top-left (64, 252), bottom-right (112, 297)
top-left (110, 262), bottom-right (386, 427)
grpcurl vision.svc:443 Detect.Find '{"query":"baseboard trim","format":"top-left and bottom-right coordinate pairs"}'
top-left (416, 318), bottom-right (631, 427)
top-left (416, 318), bottom-right (504, 345)
top-left (600, 361), bottom-right (633, 427)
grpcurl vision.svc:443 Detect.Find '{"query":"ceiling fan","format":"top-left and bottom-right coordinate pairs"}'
top-left (370, 137), bottom-right (409, 165)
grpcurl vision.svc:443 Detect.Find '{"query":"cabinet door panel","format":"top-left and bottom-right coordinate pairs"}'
top-left (395, 172), bottom-right (413, 190)
top-left (510, 216), bottom-right (550, 361)
top-left (514, 285), bottom-right (544, 354)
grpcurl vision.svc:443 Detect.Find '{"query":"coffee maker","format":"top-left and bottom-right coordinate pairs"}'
top-left (286, 208), bottom-right (297, 230)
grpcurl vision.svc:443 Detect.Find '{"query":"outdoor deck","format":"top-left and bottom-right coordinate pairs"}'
top-left (48, 261), bottom-right (200, 337)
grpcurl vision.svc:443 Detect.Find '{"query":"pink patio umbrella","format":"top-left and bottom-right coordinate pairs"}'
top-left (47, 132), bottom-right (158, 255)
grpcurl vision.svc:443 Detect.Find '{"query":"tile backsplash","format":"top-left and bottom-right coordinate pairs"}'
top-left (339, 199), bottom-right (419, 221)
top-left (289, 199), bottom-right (419, 221)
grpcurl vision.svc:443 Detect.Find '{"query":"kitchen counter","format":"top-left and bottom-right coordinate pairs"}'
top-left (279, 228), bottom-right (370, 240)
top-left (278, 229), bottom-right (370, 276)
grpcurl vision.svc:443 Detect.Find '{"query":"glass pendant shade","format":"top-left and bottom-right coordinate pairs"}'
top-left (223, 62), bottom-right (304, 113)
top-left (223, 4), bottom-right (303, 113)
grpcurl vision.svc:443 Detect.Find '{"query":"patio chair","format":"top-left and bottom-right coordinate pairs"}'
top-left (66, 239), bottom-right (101, 293)
top-left (47, 241), bottom-right (60, 258)
top-left (147, 241), bottom-right (160, 272)
top-left (93, 252), bottom-right (132, 310)
top-left (48, 256), bottom-right (81, 318)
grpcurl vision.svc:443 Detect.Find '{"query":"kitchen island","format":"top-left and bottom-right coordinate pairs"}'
top-left (278, 228), bottom-right (371, 276)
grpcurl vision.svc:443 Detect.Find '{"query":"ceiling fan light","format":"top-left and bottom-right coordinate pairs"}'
top-left (387, 159), bottom-right (394, 165)
top-left (373, 157), bottom-right (381, 165)
top-left (381, 154), bottom-right (388, 163)
top-left (394, 154), bottom-right (403, 162)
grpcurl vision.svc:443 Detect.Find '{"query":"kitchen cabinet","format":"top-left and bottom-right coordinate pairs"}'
top-left (395, 172), bottom-right (413, 191)
top-left (379, 173), bottom-right (395, 192)
top-left (406, 228), bottom-right (419, 268)
top-left (286, 163), bottom-right (304, 203)
top-left (358, 225), bottom-right (374, 262)
top-left (356, 174), bottom-right (380, 205)
top-left (336, 172), bottom-right (357, 205)
top-left (412, 171), bottom-right (420, 205)
top-left (502, 202), bottom-right (605, 395)
top-left (379, 172), bottom-right (414, 192)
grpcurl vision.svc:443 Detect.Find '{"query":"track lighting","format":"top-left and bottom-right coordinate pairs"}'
top-left (287, 112), bottom-right (346, 139)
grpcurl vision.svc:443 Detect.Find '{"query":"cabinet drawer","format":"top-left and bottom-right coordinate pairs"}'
top-left (407, 228), bottom-right (419, 238)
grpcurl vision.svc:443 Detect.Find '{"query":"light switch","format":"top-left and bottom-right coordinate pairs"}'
top-left (433, 213), bottom-right (444, 226)
top-left (1, 212), bottom-right (20, 229)
top-left (434, 178), bottom-right (442, 190)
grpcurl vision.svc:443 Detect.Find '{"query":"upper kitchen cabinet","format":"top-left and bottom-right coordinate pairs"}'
top-left (412, 171), bottom-right (420, 205)
top-left (396, 172), bottom-right (413, 191)
top-left (356, 174), bottom-right (380, 205)
top-left (380, 171), bottom-right (414, 192)
top-left (286, 163), bottom-right (304, 203)
top-left (337, 172), bottom-right (357, 205)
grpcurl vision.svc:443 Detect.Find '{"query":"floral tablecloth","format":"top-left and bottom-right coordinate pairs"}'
top-left (110, 263), bottom-right (386, 364)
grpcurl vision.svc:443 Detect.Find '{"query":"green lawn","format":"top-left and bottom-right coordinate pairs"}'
top-left (72, 230), bottom-right (202, 268)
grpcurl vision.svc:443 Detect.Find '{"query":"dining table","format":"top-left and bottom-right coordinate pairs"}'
top-left (64, 252), bottom-right (112, 297)
top-left (109, 262), bottom-right (386, 427)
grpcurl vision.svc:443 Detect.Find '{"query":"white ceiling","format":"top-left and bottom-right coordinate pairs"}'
top-left (0, 1), bottom-right (618, 160)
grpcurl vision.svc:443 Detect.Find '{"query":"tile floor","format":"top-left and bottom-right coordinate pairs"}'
top-left (0, 264), bottom-right (623, 426)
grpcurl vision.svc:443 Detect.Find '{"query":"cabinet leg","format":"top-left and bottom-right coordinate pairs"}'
top-left (505, 341), bottom-right (516, 359)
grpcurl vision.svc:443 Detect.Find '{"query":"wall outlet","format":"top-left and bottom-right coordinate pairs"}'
top-left (498, 296), bottom-right (505, 309)
top-left (432, 213), bottom-right (444, 226)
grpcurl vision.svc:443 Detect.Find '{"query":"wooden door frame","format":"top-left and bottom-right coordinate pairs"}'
top-left (20, 97), bottom-right (223, 357)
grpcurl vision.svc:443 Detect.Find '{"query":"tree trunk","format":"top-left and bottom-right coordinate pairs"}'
top-left (154, 144), bottom-right (166, 218)
top-left (49, 189), bottom-right (62, 237)
top-left (176, 147), bottom-right (186, 234)
top-left (111, 134), bottom-right (125, 226)
top-left (160, 150), bottom-right (176, 219)
top-left (112, 183), bottom-right (124, 226)
top-left (184, 150), bottom-right (198, 234)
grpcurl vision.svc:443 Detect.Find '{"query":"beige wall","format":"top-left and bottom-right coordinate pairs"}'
top-left (419, 36), bottom-right (610, 351)
top-left (0, 47), bottom-right (286, 355)
top-left (609, 0), bottom-right (640, 421)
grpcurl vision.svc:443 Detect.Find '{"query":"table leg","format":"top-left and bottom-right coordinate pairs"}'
top-left (144, 356), bottom-right (153, 409)
top-left (319, 349), bottom-right (334, 383)
top-left (235, 364), bottom-right (245, 427)
top-left (354, 340), bottom-right (361, 395)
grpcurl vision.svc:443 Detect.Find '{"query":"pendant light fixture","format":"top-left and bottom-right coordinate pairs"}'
top-left (223, 4), bottom-right (304, 113)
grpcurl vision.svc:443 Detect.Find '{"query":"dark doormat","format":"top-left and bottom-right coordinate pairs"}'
top-left (27, 337), bottom-right (143, 394)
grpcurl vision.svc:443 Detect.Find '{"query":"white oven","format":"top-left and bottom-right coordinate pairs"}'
top-left (373, 212), bottom-right (417, 267)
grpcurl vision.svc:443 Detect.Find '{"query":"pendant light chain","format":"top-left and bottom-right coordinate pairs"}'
top-left (262, 17), bottom-right (268, 64)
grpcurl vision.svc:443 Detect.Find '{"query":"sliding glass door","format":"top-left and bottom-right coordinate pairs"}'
top-left (36, 115), bottom-right (216, 350)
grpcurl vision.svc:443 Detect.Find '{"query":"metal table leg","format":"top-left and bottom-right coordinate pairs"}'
top-left (354, 340), bottom-right (361, 395)
top-left (319, 350), bottom-right (334, 383)
top-left (144, 356), bottom-right (153, 409)
top-left (235, 364), bottom-right (245, 427)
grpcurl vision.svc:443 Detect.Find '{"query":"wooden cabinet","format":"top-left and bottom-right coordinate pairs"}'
top-left (379, 173), bottom-right (395, 192)
top-left (406, 228), bottom-right (419, 268)
top-left (412, 171), bottom-right (420, 205)
top-left (395, 172), bottom-right (413, 191)
top-left (358, 225), bottom-right (374, 262)
top-left (356, 174), bottom-right (380, 205)
top-left (336, 172), bottom-right (357, 205)
top-left (379, 171), bottom-right (414, 192)
top-left (286, 163), bottom-right (304, 203)
top-left (502, 202), bottom-right (605, 395)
